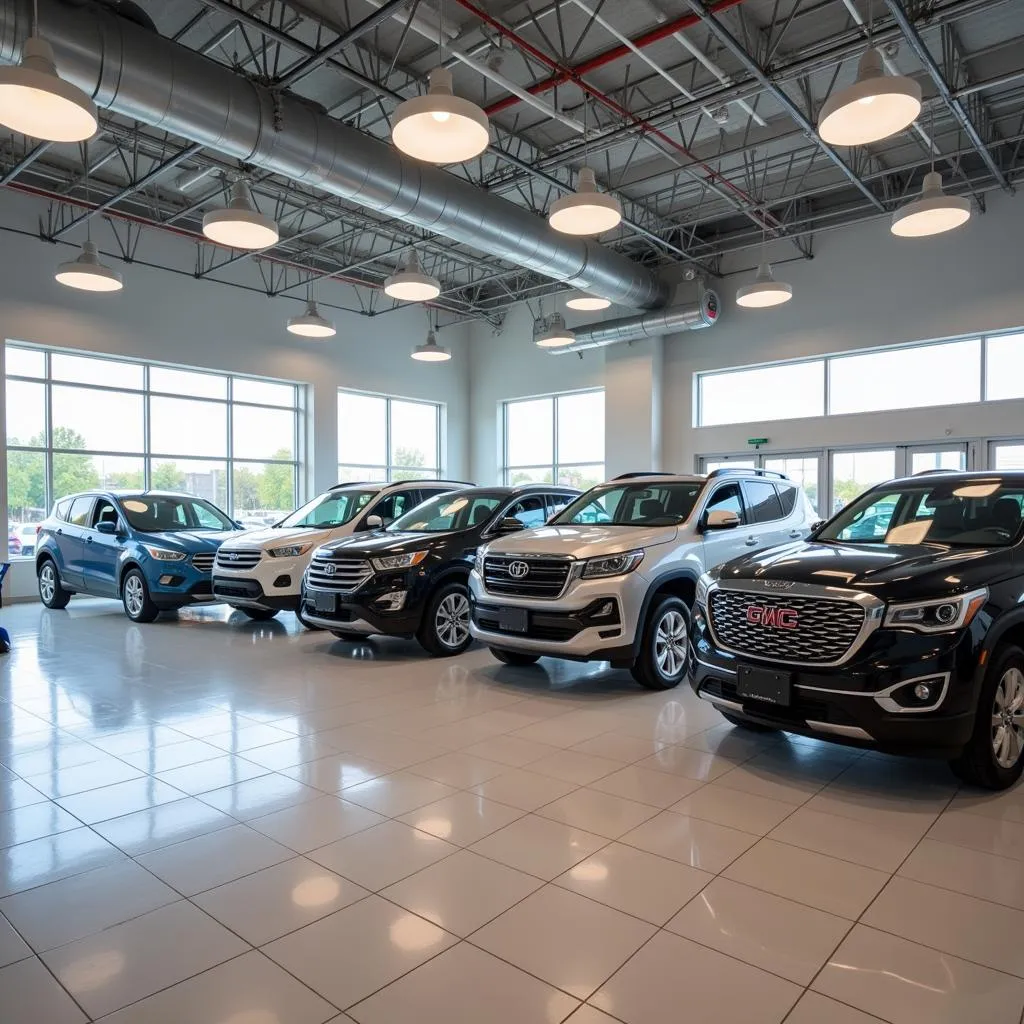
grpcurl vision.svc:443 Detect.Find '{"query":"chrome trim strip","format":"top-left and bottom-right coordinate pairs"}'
top-left (694, 655), bottom-right (737, 675)
top-left (301, 613), bottom-right (376, 634)
top-left (706, 578), bottom-right (885, 668)
top-left (873, 672), bottom-right (951, 714)
top-left (806, 721), bottom-right (873, 741)
top-left (702, 693), bottom-right (744, 713)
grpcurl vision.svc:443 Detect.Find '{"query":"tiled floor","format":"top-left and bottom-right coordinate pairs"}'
top-left (1, 600), bottom-right (1024, 1023)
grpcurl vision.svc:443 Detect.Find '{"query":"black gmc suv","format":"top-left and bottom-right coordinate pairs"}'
top-left (690, 471), bottom-right (1024, 789)
top-left (300, 484), bottom-right (579, 656)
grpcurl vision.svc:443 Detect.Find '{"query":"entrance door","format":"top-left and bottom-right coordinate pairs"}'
top-left (830, 449), bottom-right (897, 515)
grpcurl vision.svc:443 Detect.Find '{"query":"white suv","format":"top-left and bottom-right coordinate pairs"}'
top-left (213, 479), bottom-right (466, 622)
top-left (469, 470), bottom-right (819, 689)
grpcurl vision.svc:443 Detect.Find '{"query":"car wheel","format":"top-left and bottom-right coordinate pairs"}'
top-left (121, 569), bottom-right (159, 623)
top-left (417, 582), bottom-right (472, 657)
top-left (489, 647), bottom-right (540, 666)
top-left (37, 558), bottom-right (71, 609)
top-left (630, 596), bottom-right (689, 691)
top-left (241, 607), bottom-right (279, 621)
top-left (719, 710), bottom-right (779, 733)
top-left (295, 607), bottom-right (323, 631)
top-left (951, 643), bottom-right (1024, 790)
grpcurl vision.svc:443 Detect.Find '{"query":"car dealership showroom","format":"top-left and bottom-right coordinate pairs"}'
top-left (3, 0), bottom-right (1024, 1022)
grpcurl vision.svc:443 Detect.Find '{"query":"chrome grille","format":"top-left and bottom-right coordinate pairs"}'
top-left (708, 589), bottom-right (866, 665)
top-left (191, 552), bottom-right (215, 574)
top-left (483, 555), bottom-right (572, 599)
top-left (307, 556), bottom-right (372, 593)
top-left (215, 549), bottom-right (262, 571)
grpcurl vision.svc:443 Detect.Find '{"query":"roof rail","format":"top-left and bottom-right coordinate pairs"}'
top-left (613, 471), bottom-right (675, 480)
top-left (706, 468), bottom-right (790, 481)
top-left (913, 468), bottom-right (961, 476)
top-left (330, 481), bottom-right (378, 489)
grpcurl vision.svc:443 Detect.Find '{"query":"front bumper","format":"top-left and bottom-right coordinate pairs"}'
top-left (212, 576), bottom-right (299, 612)
top-left (688, 600), bottom-right (982, 757)
top-left (213, 553), bottom-right (307, 606)
top-left (300, 569), bottom-right (425, 637)
top-left (147, 566), bottom-right (216, 610)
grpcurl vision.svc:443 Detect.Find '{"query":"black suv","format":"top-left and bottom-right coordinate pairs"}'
top-left (300, 485), bottom-right (579, 656)
top-left (690, 471), bottom-right (1024, 789)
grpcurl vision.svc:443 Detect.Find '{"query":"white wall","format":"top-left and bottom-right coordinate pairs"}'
top-left (0, 189), bottom-right (469, 598)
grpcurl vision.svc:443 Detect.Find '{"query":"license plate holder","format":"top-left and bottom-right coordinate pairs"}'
top-left (313, 591), bottom-right (336, 614)
top-left (498, 606), bottom-right (529, 633)
top-left (736, 665), bottom-right (793, 706)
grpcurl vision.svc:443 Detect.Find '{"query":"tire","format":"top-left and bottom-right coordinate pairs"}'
top-left (121, 568), bottom-right (160, 623)
top-left (630, 596), bottom-right (689, 691)
top-left (417, 582), bottom-right (472, 657)
top-left (37, 558), bottom-right (71, 609)
top-left (950, 643), bottom-right (1024, 790)
top-left (719, 711), bottom-right (779, 733)
top-left (331, 630), bottom-right (368, 641)
top-left (489, 647), bottom-right (540, 666)
top-left (295, 607), bottom-right (323, 631)
top-left (240, 607), bottom-right (279, 621)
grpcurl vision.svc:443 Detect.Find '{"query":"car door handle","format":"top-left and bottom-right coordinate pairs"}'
top-left (85, 536), bottom-right (93, 544)
top-left (789, 529), bottom-right (802, 538)
top-left (745, 536), bottom-right (758, 546)
top-left (55, 528), bottom-right (62, 535)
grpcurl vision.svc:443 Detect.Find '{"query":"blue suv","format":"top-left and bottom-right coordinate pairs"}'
top-left (35, 491), bottom-right (242, 622)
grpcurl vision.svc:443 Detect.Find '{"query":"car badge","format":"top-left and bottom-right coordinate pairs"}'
top-left (746, 605), bottom-right (799, 629)
top-left (508, 560), bottom-right (530, 578)
top-left (762, 580), bottom-right (796, 590)
top-left (324, 563), bottom-right (337, 576)
top-left (228, 552), bottom-right (239, 561)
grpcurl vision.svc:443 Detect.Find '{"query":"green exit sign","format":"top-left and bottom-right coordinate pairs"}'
top-left (747, 437), bottom-right (769, 446)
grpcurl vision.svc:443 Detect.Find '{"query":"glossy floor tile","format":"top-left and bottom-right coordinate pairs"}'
top-left (4, 599), bottom-right (1024, 1022)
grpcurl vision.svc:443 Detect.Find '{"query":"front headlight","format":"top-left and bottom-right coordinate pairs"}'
top-left (371, 550), bottom-right (428, 572)
top-left (581, 550), bottom-right (644, 579)
top-left (884, 587), bottom-right (988, 633)
top-left (268, 544), bottom-right (311, 558)
top-left (143, 545), bottom-right (186, 562)
top-left (474, 546), bottom-right (487, 575)
top-left (696, 571), bottom-right (715, 607)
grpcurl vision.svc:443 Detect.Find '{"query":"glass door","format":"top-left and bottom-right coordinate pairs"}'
top-left (830, 449), bottom-right (897, 514)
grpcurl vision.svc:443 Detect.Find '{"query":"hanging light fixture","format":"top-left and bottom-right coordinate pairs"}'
top-left (384, 250), bottom-right (441, 302)
top-left (818, 47), bottom-right (921, 146)
top-left (548, 167), bottom-right (623, 236)
top-left (412, 329), bottom-right (451, 362)
top-left (736, 262), bottom-right (792, 308)
top-left (535, 313), bottom-right (576, 348)
top-left (55, 240), bottom-right (123, 292)
top-left (565, 294), bottom-right (611, 311)
top-left (287, 297), bottom-right (335, 337)
top-left (202, 180), bottom-right (279, 249)
top-left (392, 66), bottom-right (490, 164)
top-left (0, 0), bottom-right (97, 143)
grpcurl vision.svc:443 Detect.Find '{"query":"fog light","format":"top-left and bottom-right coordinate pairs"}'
top-left (159, 575), bottom-right (175, 585)
top-left (273, 574), bottom-right (291, 588)
top-left (376, 591), bottom-right (407, 612)
top-left (913, 683), bottom-right (932, 701)
top-left (594, 601), bottom-right (615, 618)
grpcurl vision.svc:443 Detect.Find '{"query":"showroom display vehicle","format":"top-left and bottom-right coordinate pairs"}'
top-left (469, 469), bottom-right (818, 689)
top-left (690, 471), bottom-right (1024, 789)
top-left (35, 491), bottom-right (242, 622)
top-left (212, 479), bottom-right (467, 622)
top-left (300, 485), bottom-right (579, 655)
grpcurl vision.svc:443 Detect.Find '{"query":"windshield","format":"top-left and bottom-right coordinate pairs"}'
top-left (817, 478), bottom-right (1024, 547)
top-left (277, 489), bottom-right (378, 529)
top-left (553, 482), bottom-right (702, 526)
top-left (119, 496), bottom-right (234, 533)
top-left (389, 492), bottom-right (503, 533)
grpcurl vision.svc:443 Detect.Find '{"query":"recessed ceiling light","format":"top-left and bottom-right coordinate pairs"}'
top-left (535, 314), bottom-right (576, 348)
top-left (392, 67), bottom-right (490, 164)
top-left (0, 37), bottom-right (97, 142)
top-left (548, 167), bottom-right (623, 236)
top-left (287, 300), bottom-right (336, 337)
top-left (54, 241), bottom-right (123, 292)
top-left (890, 171), bottom-right (971, 237)
top-left (818, 48), bottom-right (921, 146)
top-left (565, 294), bottom-right (611, 311)
top-left (736, 262), bottom-right (793, 309)
top-left (384, 251), bottom-right (441, 302)
top-left (411, 330), bottom-right (451, 361)
top-left (202, 180), bottom-right (279, 249)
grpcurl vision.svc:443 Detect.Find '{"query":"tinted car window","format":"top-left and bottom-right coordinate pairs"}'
top-left (374, 490), bottom-right (418, 523)
top-left (68, 496), bottom-right (94, 527)
top-left (119, 496), bottom-right (234, 532)
top-left (54, 498), bottom-right (72, 522)
top-left (279, 489), bottom-right (377, 529)
top-left (704, 483), bottom-right (744, 521)
top-left (508, 496), bottom-right (547, 528)
top-left (777, 483), bottom-right (797, 516)
top-left (92, 499), bottom-right (119, 528)
top-left (390, 492), bottom-right (503, 533)
top-left (546, 493), bottom-right (572, 518)
top-left (743, 480), bottom-right (784, 524)
top-left (555, 483), bottom-right (702, 526)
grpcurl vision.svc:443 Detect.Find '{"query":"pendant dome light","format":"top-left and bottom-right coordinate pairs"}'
top-left (0, 0), bottom-right (97, 143)
top-left (566, 294), bottom-right (611, 311)
top-left (412, 329), bottom-right (451, 362)
top-left (736, 261), bottom-right (793, 308)
top-left (287, 286), bottom-right (336, 337)
top-left (55, 240), bottom-right (123, 292)
top-left (202, 180), bottom-right (279, 249)
top-left (384, 250), bottom-right (441, 302)
top-left (535, 313), bottom-right (576, 348)
top-left (392, 66), bottom-right (490, 164)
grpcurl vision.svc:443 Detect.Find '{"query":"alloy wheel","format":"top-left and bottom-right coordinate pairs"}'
top-left (992, 666), bottom-right (1024, 768)
top-left (124, 575), bottom-right (145, 618)
top-left (39, 563), bottom-right (55, 603)
top-left (435, 592), bottom-right (470, 649)
top-left (654, 609), bottom-right (688, 679)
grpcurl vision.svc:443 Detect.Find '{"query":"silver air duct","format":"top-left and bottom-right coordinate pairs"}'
top-left (552, 289), bottom-right (720, 354)
top-left (0, 0), bottom-right (669, 310)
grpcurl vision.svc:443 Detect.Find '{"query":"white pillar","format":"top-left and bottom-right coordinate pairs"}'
top-left (603, 337), bottom-right (663, 477)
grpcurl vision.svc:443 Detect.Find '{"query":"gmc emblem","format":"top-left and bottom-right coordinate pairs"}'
top-left (746, 605), bottom-right (799, 629)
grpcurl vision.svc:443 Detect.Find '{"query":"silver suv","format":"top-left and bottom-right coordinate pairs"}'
top-left (468, 470), bottom-right (819, 690)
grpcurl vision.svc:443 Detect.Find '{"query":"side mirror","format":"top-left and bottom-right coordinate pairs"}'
top-left (96, 520), bottom-right (119, 535)
top-left (495, 517), bottom-right (525, 534)
top-left (363, 514), bottom-right (384, 530)
top-left (810, 520), bottom-right (826, 532)
top-left (705, 509), bottom-right (741, 531)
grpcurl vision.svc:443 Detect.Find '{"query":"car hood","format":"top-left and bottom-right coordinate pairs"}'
top-left (717, 539), bottom-right (1012, 601)
top-left (219, 527), bottom-right (333, 550)
top-left (141, 530), bottom-right (243, 552)
top-left (484, 524), bottom-right (678, 561)
top-left (318, 530), bottom-right (461, 557)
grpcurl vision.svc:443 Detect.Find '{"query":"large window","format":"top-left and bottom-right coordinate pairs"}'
top-left (5, 345), bottom-right (301, 555)
top-left (696, 330), bottom-right (1024, 427)
top-left (337, 390), bottom-right (441, 482)
top-left (503, 389), bottom-right (604, 490)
